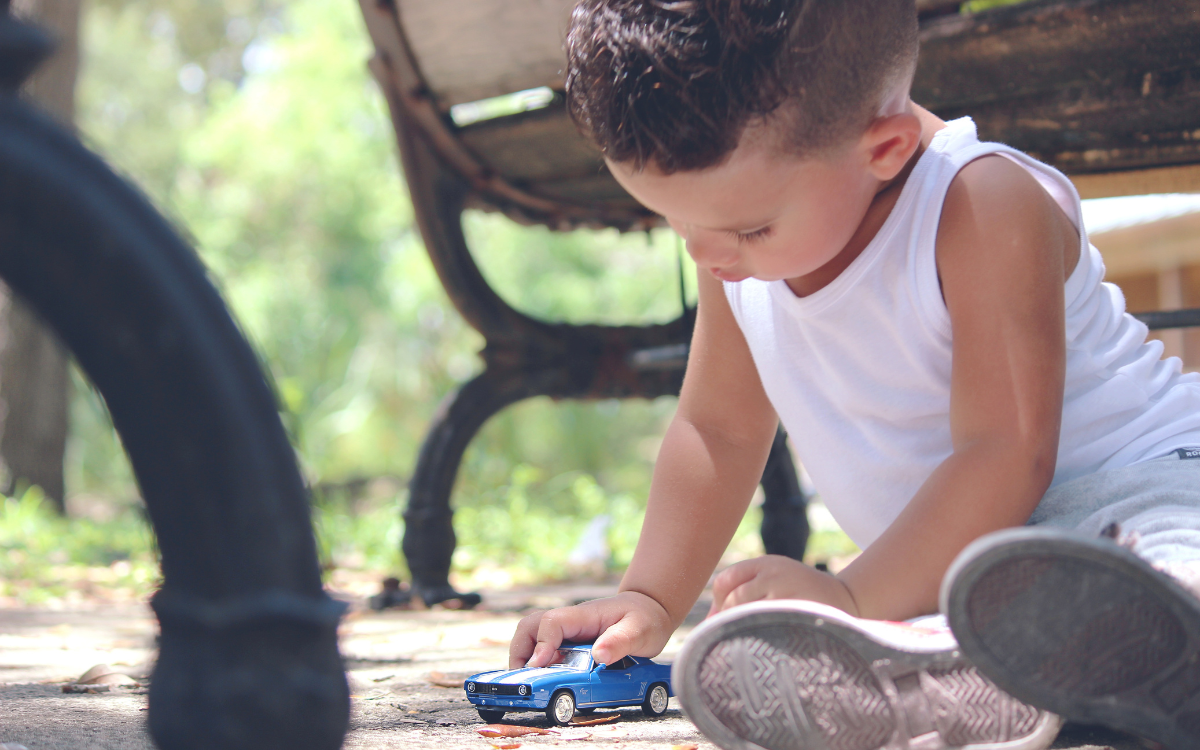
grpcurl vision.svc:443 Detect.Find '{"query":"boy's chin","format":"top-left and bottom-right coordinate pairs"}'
top-left (707, 268), bottom-right (753, 283)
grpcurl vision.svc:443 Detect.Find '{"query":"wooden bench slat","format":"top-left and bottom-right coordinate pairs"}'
top-left (397, 0), bottom-right (576, 109)
top-left (399, 0), bottom-right (972, 109)
top-left (529, 174), bottom-right (643, 208)
top-left (458, 104), bottom-right (603, 183)
top-left (916, 0), bottom-right (1200, 175)
top-left (401, 0), bottom-right (968, 109)
top-left (1074, 164), bottom-right (1200, 200)
top-left (374, 0), bottom-right (1199, 230)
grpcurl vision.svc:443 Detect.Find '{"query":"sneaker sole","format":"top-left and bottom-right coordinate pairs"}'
top-left (943, 527), bottom-right (1200, 750)
top-left (673, 600), bottom-right (1061, 750)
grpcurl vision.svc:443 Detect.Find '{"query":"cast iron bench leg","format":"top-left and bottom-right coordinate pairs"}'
top-left (0, 17), bottom-right (349, 748)
top-left (403, 366), bottom-right (534, 607)
top-left (404, 406), bottom-right (811, 607)
top-left (760, 427), bottom-right (811, 562)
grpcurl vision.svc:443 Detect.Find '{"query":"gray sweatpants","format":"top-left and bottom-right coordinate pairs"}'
top-left (1029, 448), bottom-right (1200, 568)
top-left (916, 449), bottom-right (1200, 628)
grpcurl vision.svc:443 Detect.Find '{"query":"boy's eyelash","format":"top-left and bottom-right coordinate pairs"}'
top-left (729, 227), bottom-right (772, 244)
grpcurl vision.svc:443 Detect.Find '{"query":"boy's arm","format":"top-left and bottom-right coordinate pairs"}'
top-left (835, 155), bottom-right (1077, 620)
top-left (510, 268), bottom-right (779, 668)
top-left (617, 268), bottom-right (781, 626)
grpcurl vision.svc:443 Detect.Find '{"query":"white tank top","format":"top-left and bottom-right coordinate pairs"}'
top-left (724, 117), bottom-right (1200, 549)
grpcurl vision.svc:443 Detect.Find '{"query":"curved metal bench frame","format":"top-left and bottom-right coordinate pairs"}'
top-left (0, 13), bottom-right (347, 749)
top-left (360, 0), bottom-right (811, 606)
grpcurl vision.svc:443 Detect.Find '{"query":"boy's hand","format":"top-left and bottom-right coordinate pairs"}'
top-left (708, 555), bottom-right (859, 617)
top-left (509, 590), bottom-right (674, 669)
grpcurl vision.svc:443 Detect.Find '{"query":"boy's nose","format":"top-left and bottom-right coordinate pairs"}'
top-left (685, 235), bottom-right (738, 270)
top-left (669, 222), bottom-right (739, 270)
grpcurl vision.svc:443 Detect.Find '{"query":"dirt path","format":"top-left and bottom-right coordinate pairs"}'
top-left (0, 584), bottom-right (1145, 750)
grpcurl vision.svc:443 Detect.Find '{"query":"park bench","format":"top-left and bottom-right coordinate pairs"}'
top-left (357, 0), bottom-right (1200, 607)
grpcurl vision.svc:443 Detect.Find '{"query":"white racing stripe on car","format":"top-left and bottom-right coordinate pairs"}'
top-left (493, 667), bottom-right (571, 684)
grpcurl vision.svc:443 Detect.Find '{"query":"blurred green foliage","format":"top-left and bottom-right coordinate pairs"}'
top-left (62, 0), bottom-right (780, 584)
top-left (0, 487), bottom-right (158, 604)
top-left (961, 0), bottom-right (1032, 13)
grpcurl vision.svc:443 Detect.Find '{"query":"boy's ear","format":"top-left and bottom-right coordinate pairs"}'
top-left (861, 112), bottom-right (922, 182)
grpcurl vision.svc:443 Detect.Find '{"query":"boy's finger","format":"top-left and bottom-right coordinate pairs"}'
top-left (591, 616), bottom-right (642, 665)
top-left (509, 611), bottom-right (546, 669)
top-left (529, 606), bottom-right (601, 667)
top-left (509, 637), bottom-right (535, 670)
top-left (710, 560), bottom-right (763, 612)
top-left (717, 579), bottom-right (768, 613)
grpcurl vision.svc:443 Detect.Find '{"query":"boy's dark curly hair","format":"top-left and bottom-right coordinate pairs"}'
top-left (565, 0), bottom-right (919, 173)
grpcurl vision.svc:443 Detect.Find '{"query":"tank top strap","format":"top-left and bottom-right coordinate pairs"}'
top-left (916, 118), bottom-right (1096, 311)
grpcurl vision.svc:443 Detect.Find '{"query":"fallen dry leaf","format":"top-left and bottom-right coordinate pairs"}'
top-left (93, 673), bottom-right (139, 685)
top-left (77, 664), bottom-right (113, 683)
top-left (76, 664), bottom-right (138, 686)
top-left (428, 671), bottom-right (467, 688)
top-left (569, 714), bottom-right (621, 727)
top-left (488, 742), bottom-right (522, 749)
top-left (477, 725), bottom-right (559, 738)
top-left (672, 745), bottom-right (699, 750)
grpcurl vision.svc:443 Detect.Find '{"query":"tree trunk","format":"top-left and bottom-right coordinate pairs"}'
top-left (0, 0), bottom-right (80, 513)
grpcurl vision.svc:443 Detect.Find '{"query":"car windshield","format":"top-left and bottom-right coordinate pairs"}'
top-left (547, 648), bottom-right (592, 670)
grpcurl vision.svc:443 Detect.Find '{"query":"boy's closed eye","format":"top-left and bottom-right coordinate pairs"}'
top-left (728, 226), bottom-right (773, 244)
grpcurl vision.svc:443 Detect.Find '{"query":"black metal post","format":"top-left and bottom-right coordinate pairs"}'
top-left (0, 11), bottom-right (349, 748)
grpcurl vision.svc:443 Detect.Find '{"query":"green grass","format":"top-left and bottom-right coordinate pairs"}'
top-left (0, 487), bottom-right (159, 605)
top-left (2, 476), bottom-right (858, 603)
top-left (451, 468), bottom-right (645, 582)
top-left (805, 530), bottom-right (861, 565)
top-left (312, 495), bottom-right (406, 575)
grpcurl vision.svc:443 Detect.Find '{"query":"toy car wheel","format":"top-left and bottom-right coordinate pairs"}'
top-left (546, 690), bottom-right (576, 726)
top-left (642, 683), bottom-right (669, 717)
top-left (477, 709), bottom-right (505, 723)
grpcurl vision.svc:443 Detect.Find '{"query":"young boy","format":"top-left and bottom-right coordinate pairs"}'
top-left (509, 2), bottom-right (1200, 748)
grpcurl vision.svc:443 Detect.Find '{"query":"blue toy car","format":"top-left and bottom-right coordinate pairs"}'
top-left (464, 643), bottom-right (674, 725)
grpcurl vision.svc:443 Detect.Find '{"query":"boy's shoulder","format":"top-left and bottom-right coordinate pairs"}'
top-left (943, 154), bottom-right (1055, 231)
top-left (936, 153), bottom-right (1075, 274)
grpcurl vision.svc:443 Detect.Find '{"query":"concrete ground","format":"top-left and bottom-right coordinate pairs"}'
top-left (0, 583), bottom-right (1150, 750)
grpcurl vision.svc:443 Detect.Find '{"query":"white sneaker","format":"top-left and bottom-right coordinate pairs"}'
top-left (944, 527), bottom-right (1200, 750)
top-left (673, 600), bottom-right (1061, 750)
